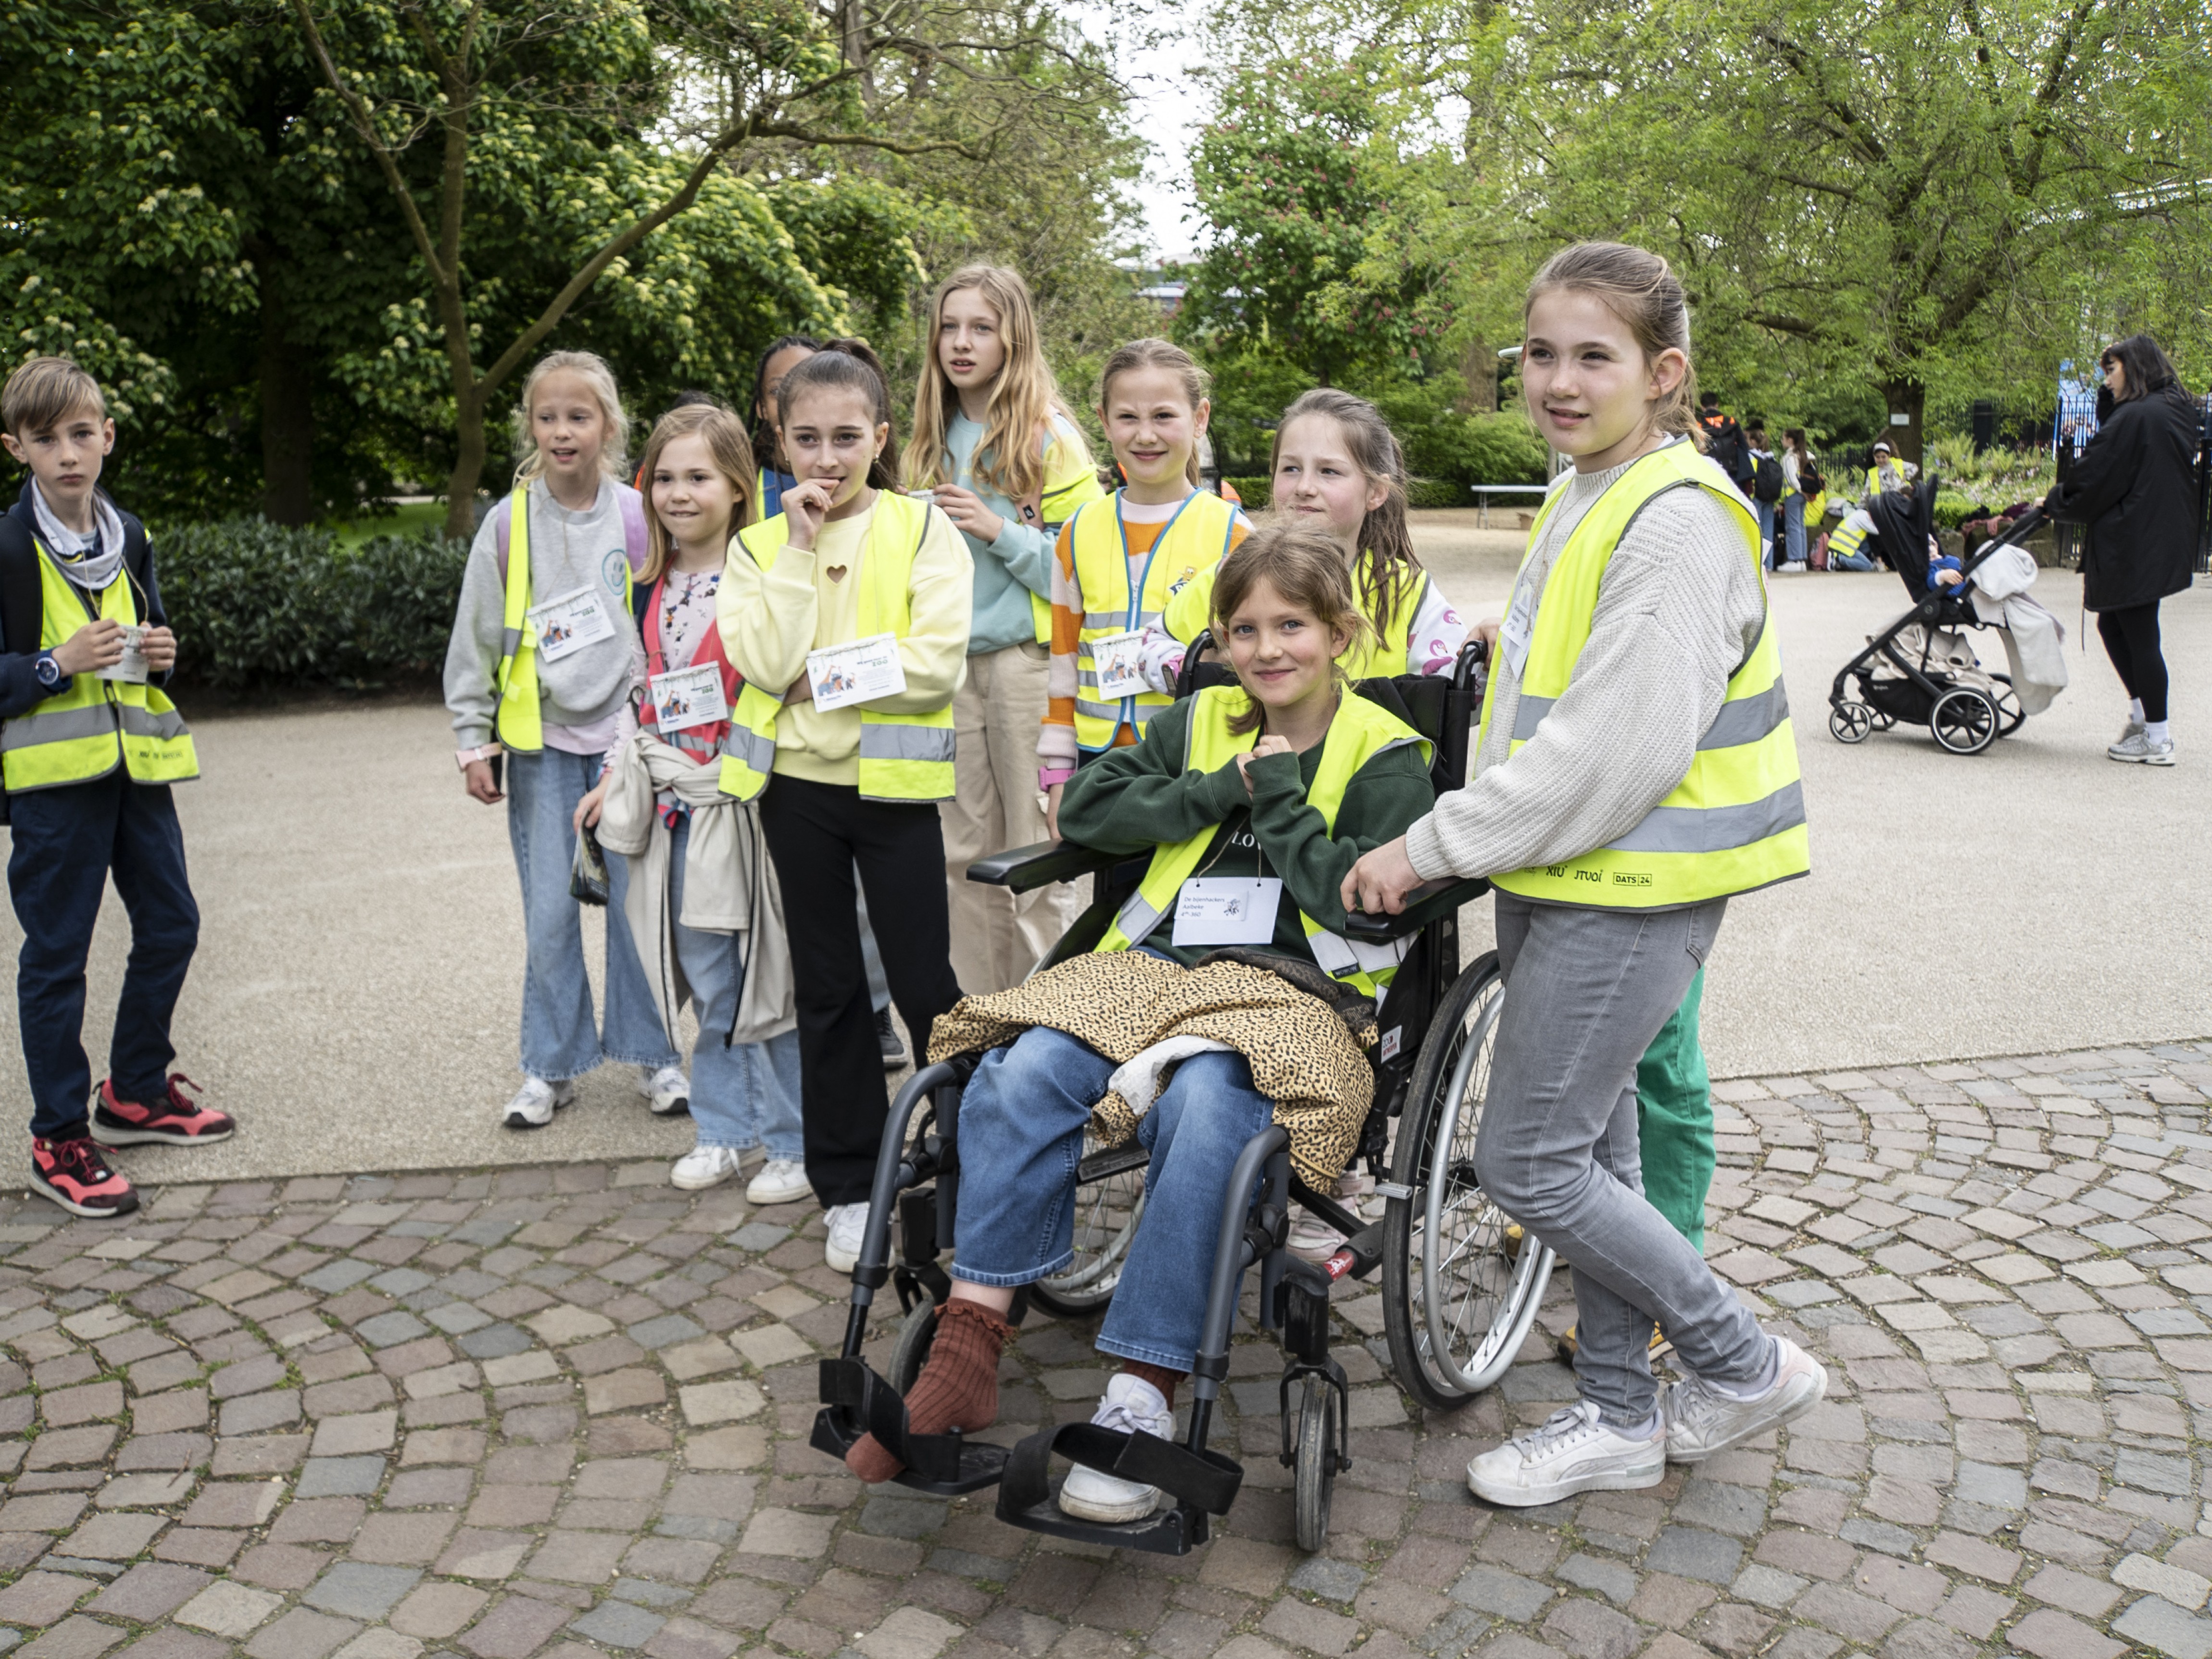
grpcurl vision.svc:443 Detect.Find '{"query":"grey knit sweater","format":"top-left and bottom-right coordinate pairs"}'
top-left (1405, 444), bottom-right (1768, 886)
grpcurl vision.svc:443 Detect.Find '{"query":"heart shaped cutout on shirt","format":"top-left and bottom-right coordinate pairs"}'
top-left (825, 565), bottom-right (848, 583)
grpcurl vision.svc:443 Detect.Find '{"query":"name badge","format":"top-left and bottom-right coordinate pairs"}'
top-left (1091, 630), bottom-right (1149, 699)
top-left (650, 664), bottom-right (727, 733)
top-left (805, 632), bottom-right (907, 712)
top-left (529, 587), bottom-right (617, 663)
top-left (1498, 578), bottom-right (1537, 680)
top-left (1171, 877), bottom-right (1282, 946)
top-left (94, 625), bottom-right (149, 684)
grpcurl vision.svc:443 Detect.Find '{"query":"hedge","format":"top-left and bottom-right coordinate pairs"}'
top-left (155, 518), bottom-right (465, 690)
top-left (1224, 477), bottom-right (1479, 514)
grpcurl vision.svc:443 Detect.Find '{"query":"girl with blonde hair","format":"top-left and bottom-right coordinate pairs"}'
top-left (903, 266), bottom-right (1105, 989)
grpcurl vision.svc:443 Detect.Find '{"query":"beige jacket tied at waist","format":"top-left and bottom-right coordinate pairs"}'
top-left (596, 731), bottom-right (796, 1047)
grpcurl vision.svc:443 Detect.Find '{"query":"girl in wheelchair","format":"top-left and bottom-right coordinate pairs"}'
top-left (846, 525), bottom-right (1434, 1523)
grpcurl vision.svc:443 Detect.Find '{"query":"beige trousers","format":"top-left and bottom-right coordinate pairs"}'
top-left (940, 641), bottom-right (1083, 993)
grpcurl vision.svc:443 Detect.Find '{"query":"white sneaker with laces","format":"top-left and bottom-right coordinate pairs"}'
top-left (1059, 1374), bottom-right (1175, 1524)
top-left (2108, 729), bottom-right (2176, 766)
top-left (671, 1144), bottom-right (749, 1191)
top-left (824, 1201), bottom-right (871, 1272)
top-left (1662, 1335), bottom-right (1828, 1463)
top-left (747, 1158), bottom-right (814, 1206)
top-left (1288, 1172), bottom-right (1376, 1262)
top-left (1465, 1400), bottom-right (1665, 1507)
top-left (1779, 561), bottom-right (1808, 573)
top-left (639, 1065), bottom-right (692, 1116)
top-left (502, 1076), bottom-right (573, 1131)
top-left (2115, 717), bottom-right (2146, 748)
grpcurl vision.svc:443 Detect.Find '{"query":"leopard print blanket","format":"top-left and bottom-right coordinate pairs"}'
top-left (926, 951), bottom-right (1376, 1188)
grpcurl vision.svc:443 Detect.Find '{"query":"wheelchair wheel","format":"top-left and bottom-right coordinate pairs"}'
top-left (1828, 701), bottom-right (1873, 744)
top-left (1382, 952), bottom-right (1555, 1409)
top-left (1028, 1130), bottom-right (1145, 1319)
top-left (1292, 1373), bottom-right (1337, 1553)
top-left (1931, 686), bottom-right (1997, 754)
top-left (890, 1297), bottom-right (937, 1394)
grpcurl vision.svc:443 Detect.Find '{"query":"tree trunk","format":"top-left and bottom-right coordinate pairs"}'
top-left (444, 386), bottom-right (488, 542)
top-left (1882, 379), bottom-right (1925, 468)
top-left (1457, 338), bottom-right (1497, 413)
top-left (256, 273), bottom-right (315, 525)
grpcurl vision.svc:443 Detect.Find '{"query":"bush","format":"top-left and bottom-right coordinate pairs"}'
top-left (1407, 479), bottom-right (1466, 510)
top-left (1931, 491), bottom-right (1979, 531)
top-left (155, 517), bottom-right (466, 690)
top-left (1222, 477), bottom-right (1271, 510)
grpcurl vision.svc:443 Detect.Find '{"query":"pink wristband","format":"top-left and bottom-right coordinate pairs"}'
top-left (1038, 767), bottom-right (1075, 790)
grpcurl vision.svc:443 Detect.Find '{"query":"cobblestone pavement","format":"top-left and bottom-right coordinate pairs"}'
top-left (7, 1044), bottom-right (2212, 1659)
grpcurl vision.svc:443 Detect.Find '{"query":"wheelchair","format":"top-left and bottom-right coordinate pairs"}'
top-left (810, 641), bottom-right (1558, 1553)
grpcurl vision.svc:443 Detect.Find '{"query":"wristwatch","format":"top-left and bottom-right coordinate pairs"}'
top-left (455, 742), bottom-right (503, 772)
top-left (32, 651), bottom-right (63, 692)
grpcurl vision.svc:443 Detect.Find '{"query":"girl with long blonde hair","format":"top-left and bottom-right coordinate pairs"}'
top-left (902, 265), bottom-right (1105, 990)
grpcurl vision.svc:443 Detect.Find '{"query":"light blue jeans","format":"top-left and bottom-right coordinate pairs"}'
top-left (1755, 499), bottom-right (1777, 566)
top-left (1783, 494), bottom-right (1806, 565)
top-left (669, 816), bottom-right (803, 1157)
top-left (506, 748), bottom-right (678, 1082)
top-left (950, 1024), bottom-right (1273, 1372)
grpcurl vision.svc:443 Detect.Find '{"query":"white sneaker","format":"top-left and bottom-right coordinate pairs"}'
top-left (1779, 561), bottom-right (1808, 573)
top-left (1662, 1335), bottom-right (1828, 1463)
top-left (2108, 729), bottom-right (2176, 766)
top-left (823, 1202), bottom-right (871, 1272)
top-left (671, 1144), bottom-right (748, 1192)
top-left (1465, 1400), bottom-right (1665, 1507)
top-left (502, 1076), bottom-right (573, 1131)
top-left (747, 1158), bottom-right (813, 1206)
top-left (639, 1065), bottom-right (691, 1116)
top-left (1288, 1172), bottom-right (1376, 1262)
top-left (2115, 717), bottom-right (2146, 748)
top-left (1058, 1374), bottom-right (1174, 1523)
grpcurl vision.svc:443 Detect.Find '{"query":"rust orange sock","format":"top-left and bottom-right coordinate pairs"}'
top-left (847, 1298), bottom-right (1015, 1484)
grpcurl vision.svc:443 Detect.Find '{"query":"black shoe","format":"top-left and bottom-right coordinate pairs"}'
top-left (875, 1005), bottom-right (907, 1071)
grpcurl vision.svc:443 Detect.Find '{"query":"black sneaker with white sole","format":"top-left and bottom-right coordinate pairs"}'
top-left (875, 1006), bottom-right (907, 1071)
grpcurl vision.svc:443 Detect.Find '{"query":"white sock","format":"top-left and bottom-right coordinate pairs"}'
top-left (2131, 698), bottom-right (2145, 724)
top-left (2147, 720), bottom-right (2171, 744)
top-left (1707, 1336), bottom-right (1781, 1400)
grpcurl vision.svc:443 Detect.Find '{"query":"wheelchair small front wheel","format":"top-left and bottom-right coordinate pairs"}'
top-left (889, 1297), bottom-right (937, 1395)
top-left (1292, 1372), bottom-right (1338, 1553)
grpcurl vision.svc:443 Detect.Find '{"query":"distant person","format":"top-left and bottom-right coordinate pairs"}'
top-left (1780, 429), bottom-right (1818, 570)
top-left (1864, 440), bottom-right (1910, 501)
top-left (0, 357), bottom-right (234, 1218)
top-left (2044, 334), bottom-right (2200, 767)
top-left (1695, 391), bottom-right (1752, 491)
top-left (1744, 424), bottom-right (1786, 568)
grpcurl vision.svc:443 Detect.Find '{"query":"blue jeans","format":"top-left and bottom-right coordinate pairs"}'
top-left (1783, 495), bottom-right (1806, 566)
top-left (1831, 549), bottom-right (1878, 572)
top-left (668, 816), bottom-right (803, 1157)
top-left (1755, 500), bottom-right (1777, 566)
top-left (506, 748), bottom-right (675, 1081)
top-left (9, 773), bottom-right (199, 1139)
top-left (950, 1025), bottom-right (1274, 1371)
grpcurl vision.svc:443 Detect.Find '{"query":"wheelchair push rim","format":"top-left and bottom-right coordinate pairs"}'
top-left (1028, 1131), bottom-right (1146, 1317)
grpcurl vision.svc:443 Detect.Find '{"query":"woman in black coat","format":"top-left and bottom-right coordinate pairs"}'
top-left (2045, 334), bottom-right (2202, 766)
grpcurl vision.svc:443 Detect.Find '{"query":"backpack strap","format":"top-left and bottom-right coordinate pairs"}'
top-left (618, 489), bottom-right (650, 574)
top-left (0, 517), bottom-right (42, 660)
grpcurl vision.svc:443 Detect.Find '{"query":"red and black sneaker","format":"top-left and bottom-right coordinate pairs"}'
top-left (31, 1134), bottom-right (139, 1218)
top-left (91, 1075), bottom-right (236, 1148)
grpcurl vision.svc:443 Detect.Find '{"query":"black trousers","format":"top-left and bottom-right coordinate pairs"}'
top-left (759, 775), bottom-right (963, 1207)
top-left (2097, 601), bottom-right (2168, 723)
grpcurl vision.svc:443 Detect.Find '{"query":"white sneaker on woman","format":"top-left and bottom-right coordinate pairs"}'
top-left (1465, 1400), bottom-right (1665, 1507)
top-left (1662, 1335), bottom-right (1828, 1462)
top-left (747, 1159), bottom-right (813, 1206)
top-left (502, 1077), bottom-right (573, 1131)
top-left (824, 1202), bottom-right (871, 1272)
top-left (671, 1144), bottom-right (748, 1192)
top-left (639, 1065), bottom-right (691, 1116)
top-left (1058, 1374), bottom-right (1175, 1523)
top-left (2109, 729), bottom-right (2176, 766)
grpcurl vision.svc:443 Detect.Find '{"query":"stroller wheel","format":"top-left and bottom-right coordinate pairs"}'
top-left (1930, 687), bottom-right (1998, 755)
top-left (1829, 702), bottom-right (1874, 744)
top-left (1990, 675), bottom-right (2025, 737)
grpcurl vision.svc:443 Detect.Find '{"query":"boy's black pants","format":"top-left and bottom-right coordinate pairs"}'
top-left (758, 776), bottom-right (962, 1208)
top-left (9, 772), bottom-right (200, 1139)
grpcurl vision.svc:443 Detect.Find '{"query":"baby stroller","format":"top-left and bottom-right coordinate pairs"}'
top-left (1827, 477), bottom-right (2047, 755)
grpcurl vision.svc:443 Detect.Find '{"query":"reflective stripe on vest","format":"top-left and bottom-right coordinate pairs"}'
top-left (1476, 442), bottom-right (1809, 909)
top-left (1164, 560), bottom-right (1430, 682)
top-left (0, 541), bottom-right (198, 793)
top-left (1093, 685), bottom-right (1432, 999)
top-left (719, 492), bottom-right (955, 804)
top-left (1067, 490), bottom-right (1240, 751)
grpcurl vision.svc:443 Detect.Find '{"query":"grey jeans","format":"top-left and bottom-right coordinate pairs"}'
top-left (1482, 894), bottom-right (1770, 1424)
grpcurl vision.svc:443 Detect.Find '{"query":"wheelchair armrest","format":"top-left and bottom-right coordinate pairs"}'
top-left (966, 839), bottom-right (1122, 894)
top-left (1343, 877), bottom-right (1490, 941)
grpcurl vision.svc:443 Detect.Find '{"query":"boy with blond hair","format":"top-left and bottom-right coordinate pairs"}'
top-left (0, 357), bottom-right (232, 1218)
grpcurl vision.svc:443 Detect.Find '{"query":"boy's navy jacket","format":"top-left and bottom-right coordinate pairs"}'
top-left (0, 478), bottom-right (166, 722)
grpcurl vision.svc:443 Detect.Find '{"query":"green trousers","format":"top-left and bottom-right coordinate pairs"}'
top-left (1634, 967), bottom-right (1713, 1252)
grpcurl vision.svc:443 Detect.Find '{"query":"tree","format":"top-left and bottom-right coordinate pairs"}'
top-left (290, 0), bottom-right (1128, 537)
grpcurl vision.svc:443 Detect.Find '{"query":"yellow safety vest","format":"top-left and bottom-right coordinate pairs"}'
top-left (719, 491), bottom-right (955, 804)
top-left (490, 487), bottom-right (633, 754)
top-left (1024, 441), bottom-right (1109, 647)
top-left (1067, 490), bottom-right (1241, 752)
top-left (1, 542), bottom-right (197, 793)
top-left (1477, 443), bottom-right (1809, 908)
top-left (1162, 558), bottom-right (1435, 682)
top-left (1828, 520), bottom-right (1871, 564)
top-left (1093, 684), bottom-right (1432, 999)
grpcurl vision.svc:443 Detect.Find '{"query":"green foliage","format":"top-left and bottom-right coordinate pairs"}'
top-left (156, 519), bottom-right (464, 689)
top-left (1222, 478), bottom-right (1270, 509)
top-left (1931, 492), bottom-right (1977, 531)
top-left (1924, 438), bottom-right (2057, 507)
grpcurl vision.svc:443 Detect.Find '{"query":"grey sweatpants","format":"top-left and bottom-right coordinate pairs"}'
top-left (1482, 894), bottom-right (1770, 1424)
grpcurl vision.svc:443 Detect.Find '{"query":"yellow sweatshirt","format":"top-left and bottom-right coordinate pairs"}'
top-left (716, 494), bottom-right (974, 787)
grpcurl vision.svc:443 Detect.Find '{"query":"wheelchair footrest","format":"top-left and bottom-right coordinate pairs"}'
top-left (993, 1489), bottom-right (1212, 1556)
top-left (815, 1358), bottom-right (1008, 1496)
top-left (993, 1419), bottom-right (1243, 1553)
